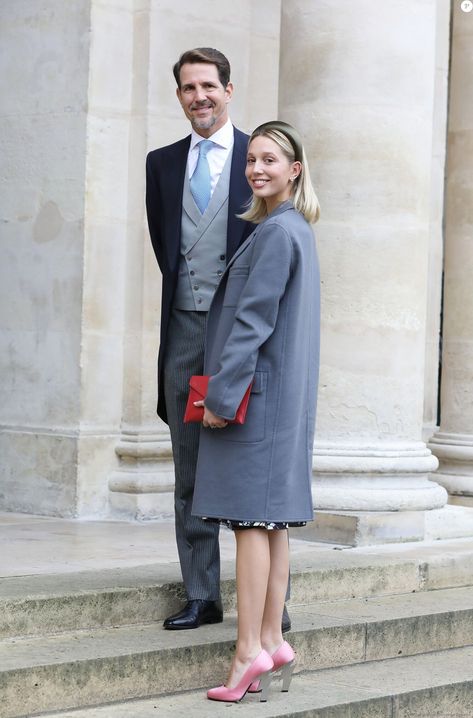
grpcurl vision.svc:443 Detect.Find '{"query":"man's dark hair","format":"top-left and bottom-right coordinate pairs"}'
top-left (173, 48), bottom-right (231, 89)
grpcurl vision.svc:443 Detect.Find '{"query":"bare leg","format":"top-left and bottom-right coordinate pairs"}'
top-left (260, 529), bottom-right (289, 655)
top-left (225, 528), bottom-right (270, 688)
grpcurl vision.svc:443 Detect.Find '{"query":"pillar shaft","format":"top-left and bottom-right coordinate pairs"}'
top-left (429, 2), bottom-right (473, 505)
top-left (0, 1), bottom-right (91, 515)
top-left (279, 0), bottom-right (448, 542)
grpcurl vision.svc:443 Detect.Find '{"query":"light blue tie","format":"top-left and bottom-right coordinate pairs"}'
top-left (190, 140), bottom-right (214, 213)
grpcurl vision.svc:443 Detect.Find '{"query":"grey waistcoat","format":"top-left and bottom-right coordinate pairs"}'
top-left (173, 152), bottom-right (232, 311)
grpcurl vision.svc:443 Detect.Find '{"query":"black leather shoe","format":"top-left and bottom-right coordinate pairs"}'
top-left (282, 604), bottom-right (291, 633)
top-left (163, 599), bottom-right (223, 630)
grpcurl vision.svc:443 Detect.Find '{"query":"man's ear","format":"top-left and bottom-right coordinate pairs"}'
top-left (225, 82), bottom-right (234, 103)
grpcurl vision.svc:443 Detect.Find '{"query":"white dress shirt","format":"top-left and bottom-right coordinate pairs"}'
top-left (188, 118), bottom-right (234, 195)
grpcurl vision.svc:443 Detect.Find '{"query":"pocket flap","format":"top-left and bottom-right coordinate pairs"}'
top-left (250, 371), bottom-right (266, 394)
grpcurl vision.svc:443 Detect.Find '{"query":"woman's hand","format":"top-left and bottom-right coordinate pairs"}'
top-left (193, 400), bottom-right (228, 429)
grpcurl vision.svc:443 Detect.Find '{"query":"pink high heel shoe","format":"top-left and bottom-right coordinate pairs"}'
top-left (249, 640), bottom-right (296, 693)
top-left (207, 649), bottom-right (274, 703)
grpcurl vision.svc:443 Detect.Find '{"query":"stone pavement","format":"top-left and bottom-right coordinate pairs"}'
top-left (4, 510), bottom-right (473, 582)
top-left (0, 511), bottom-right (343, 578)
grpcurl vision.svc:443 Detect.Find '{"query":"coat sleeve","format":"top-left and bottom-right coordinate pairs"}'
top-left (145, 152), bottom-right (164, 271)
top-left (205, 220), bottom-right (293, 419)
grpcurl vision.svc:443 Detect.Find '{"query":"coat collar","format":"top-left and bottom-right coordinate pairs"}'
top-left (225, 200), bottom-right (295, 271)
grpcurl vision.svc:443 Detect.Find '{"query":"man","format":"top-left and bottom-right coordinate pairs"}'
top-left (146, 48), bottom-right (291, 631)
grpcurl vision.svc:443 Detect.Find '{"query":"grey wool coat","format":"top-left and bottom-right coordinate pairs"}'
top-left (191, 200), bottom-right (320, 523)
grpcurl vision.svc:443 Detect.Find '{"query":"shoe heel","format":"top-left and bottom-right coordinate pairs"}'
top-left (281, 660), bottom-right (295, 692)
top-left (259, 670), bottom-right (272, 702)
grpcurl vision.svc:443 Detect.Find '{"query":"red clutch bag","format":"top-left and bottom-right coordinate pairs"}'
top-left (183, 375), bottom-right (252, 424)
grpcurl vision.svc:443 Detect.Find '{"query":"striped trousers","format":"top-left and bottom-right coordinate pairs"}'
top-left (163, 308), bottom-right (221, 601)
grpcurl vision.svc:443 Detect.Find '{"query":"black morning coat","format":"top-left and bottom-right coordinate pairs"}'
top-left (145, 127), bottom-right (255, 423)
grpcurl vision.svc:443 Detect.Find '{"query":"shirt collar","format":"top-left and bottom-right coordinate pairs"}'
top-left (190, 118), bottom-right (234, 151)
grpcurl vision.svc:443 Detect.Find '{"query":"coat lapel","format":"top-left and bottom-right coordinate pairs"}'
top-left (226, 128), bottom-right (253, 258)
top-left (165, 136), bottom-right (191, 272)
top-left (225, 227), bottom-right (258, 271)
top-left (224, 201), bottom-right (295, 272)
top-left (182, 164), bottom-right (203, 229)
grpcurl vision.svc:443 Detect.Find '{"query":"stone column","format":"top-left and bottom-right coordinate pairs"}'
top-left (429, 1), bottom-right (473, 507)
top-left (422, 0), bottom-right (451, 443)
top-left (0, 0), bottom-right (164, 519)
top-left (279, 0), bottom-right (448, 544)
top-left (0, 1), bottom-right (92, 516)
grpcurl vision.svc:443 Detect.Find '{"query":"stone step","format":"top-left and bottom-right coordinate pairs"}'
top-left (1, 586), bottom-right (472, 717)
top-left (2, 539), bottom-right (473, 640)
top-left (37, 645), bottom-right (473, 718)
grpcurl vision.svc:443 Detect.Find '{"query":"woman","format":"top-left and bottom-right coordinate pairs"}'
top-left (192, 120), bottom-right (320, 702)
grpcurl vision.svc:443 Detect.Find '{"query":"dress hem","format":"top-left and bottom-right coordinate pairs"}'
top-left (202, 517), bottom-right (310, 530)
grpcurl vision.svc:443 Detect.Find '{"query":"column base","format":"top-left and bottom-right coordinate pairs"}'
top-left (108, 427), bottom-right (175, 520)
top-left (312, 440), bottom-right (446, 511)
top-left (109, 486), bottom-right (174, 521)
top-left (429, 432), bottom-right (473, 506)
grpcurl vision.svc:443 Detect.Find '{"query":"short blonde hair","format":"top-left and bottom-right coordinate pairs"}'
top-left (239, 121), bottom-right (320, 224)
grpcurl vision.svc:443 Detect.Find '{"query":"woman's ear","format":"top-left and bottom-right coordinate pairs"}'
top-left (292, 161), bottom-right (302, 180)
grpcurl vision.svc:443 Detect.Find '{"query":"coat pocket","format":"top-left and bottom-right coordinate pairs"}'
top-left (222, 266), bottom-right (250, 307)
top-left (220, 370), bottom-right (267, 444)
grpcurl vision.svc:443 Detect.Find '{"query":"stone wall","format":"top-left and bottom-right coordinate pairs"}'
top-left (0, 1), bottom-right (91, 514)
top-left (429, 0), bottom-right (473, 506)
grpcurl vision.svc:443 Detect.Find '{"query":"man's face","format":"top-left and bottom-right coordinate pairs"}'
top-left (176, 63), bottom-right (233, 137)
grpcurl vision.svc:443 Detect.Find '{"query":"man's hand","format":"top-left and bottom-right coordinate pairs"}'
top-left (193, 400), bottom-right (228, 429)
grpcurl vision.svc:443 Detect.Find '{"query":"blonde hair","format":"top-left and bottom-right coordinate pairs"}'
top-left (239, 121), bottom-right (320, 224)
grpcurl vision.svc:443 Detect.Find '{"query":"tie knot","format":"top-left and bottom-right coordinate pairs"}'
top-left (198, 139), bottom-right (214, 158)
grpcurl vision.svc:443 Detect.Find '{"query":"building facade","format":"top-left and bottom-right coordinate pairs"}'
top-left (1, 0), bottom-right (472, 544)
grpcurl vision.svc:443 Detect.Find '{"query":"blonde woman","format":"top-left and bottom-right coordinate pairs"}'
top-left (192, 121), bottom-right (320, 702)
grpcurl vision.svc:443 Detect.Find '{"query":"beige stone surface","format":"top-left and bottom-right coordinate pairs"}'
top-left (36, 648), bottom-right (473, 718)
top-left (279, 0), bottom-right (447, 525)
top-left (423, 0), bottom-right (450, 441)
top-left (0, 511), bottom-right (328, 577)
top-left (429, 1), bottom-right (473, 502)
top-left (0, 1), bottom-right (91, 513)
top-left (2, 589), bottom-right (472, 717)
top-left (2, 511), bottom-right (473, 716)
top-left (280, 0), bottom-right (436, 442)
top-left (0, 434), bottom-right (79, 517)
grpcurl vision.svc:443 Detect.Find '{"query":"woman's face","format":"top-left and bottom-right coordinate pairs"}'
top-left (245, 135), bottom-right (301, 213)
